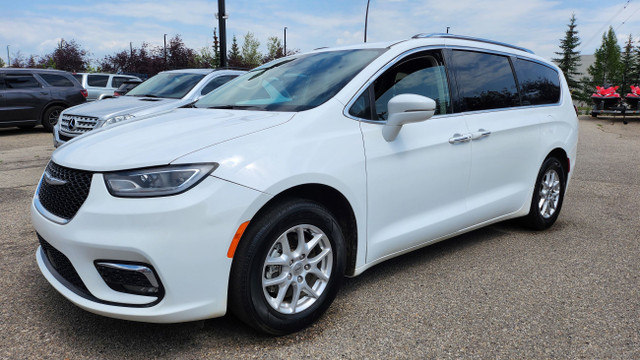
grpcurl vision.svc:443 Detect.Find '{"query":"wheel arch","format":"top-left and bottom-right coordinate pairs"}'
top-left (39, 101), bottom-right (68, 125)
top-left (237, 183), bottom-right (359, 277)
top-left (545, 147), bottom-right (570, 177)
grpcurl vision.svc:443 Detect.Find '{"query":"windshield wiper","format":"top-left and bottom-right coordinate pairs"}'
top-left (132, 94), bottom-right (161, 98)
top-left (206, 105), bottom-right (263, 110)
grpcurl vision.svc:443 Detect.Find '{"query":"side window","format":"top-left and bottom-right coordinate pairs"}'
top-left (452, 50), bottom-right (519, 111)
top-left (201, 75), bottom-right (238, 95)
top-left (87, 75), bottom-right (109, 87)
top-left (73, 74), bottom-right (83, 84)
top-left (514, 59), bottom-right (560, 105)
top-left (348, 89), bottom-right (372, 120)
top-left (111, 76), bottom-right (131, 88)
top-left (39, 74), bottom-right (75, 87)
top-left (5, 74), bottom-right (42, 89)
top-left (372, 52), bottom-right (451, 120)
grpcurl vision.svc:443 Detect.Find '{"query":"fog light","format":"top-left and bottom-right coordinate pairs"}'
top-left (95, 261), bottom-right (162, 296)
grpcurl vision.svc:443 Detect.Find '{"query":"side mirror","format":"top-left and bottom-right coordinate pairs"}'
top-left (382, 94), bottom-right (436, 141)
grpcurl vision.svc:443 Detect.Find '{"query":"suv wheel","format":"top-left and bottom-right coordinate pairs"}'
top-left (42, 105), bottom-right (64, 132)
top-left (229, 199), bottom-right (346, 335)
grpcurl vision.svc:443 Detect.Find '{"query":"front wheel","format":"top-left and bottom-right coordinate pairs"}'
top-left (42, 105), bottom-right (64, 132)
top-left (521, 157), bottom-right (566, 230)
top-left (229, 199), bottom-right (346, 335)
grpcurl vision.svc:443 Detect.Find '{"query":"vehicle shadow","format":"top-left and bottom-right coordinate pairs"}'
top-left (0, 127), bottom-right (48, 137)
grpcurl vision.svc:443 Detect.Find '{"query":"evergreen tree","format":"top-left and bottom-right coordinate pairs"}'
top-left (631, 41), bottom-right (640, 86)
top-left (620, 34), bottom-right (635, 95)
top-left (227, 35), bottom-right (242, 68)
top-left (587, 27), bottom-right (621, 86)
top-left (241, 32), bottom-right (261, 68)
top-left (553, 14), bottom-right (581, 91)
top-left (0, 57), bottom-right (5, 68)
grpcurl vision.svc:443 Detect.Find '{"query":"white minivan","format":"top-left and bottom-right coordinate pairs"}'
top-left (32, 34), bottom-right (578, 335)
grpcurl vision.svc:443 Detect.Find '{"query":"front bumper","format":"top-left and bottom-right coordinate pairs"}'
top-left (31, 173), bottom-right (268, 323)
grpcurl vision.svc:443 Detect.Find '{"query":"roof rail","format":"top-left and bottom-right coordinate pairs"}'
top-left (412, 33), bottom-right (534, 54)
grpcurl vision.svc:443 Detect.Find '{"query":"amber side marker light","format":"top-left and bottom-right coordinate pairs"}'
top-left (227, 221), bottom-right (250, 258)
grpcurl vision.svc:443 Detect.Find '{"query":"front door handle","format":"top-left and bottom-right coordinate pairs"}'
top-left (449, 133), bottom-right (472, 144)
top-left (471, 128), bottom-right (491, 140)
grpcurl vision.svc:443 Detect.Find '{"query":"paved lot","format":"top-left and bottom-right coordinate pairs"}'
top-left (0, 116), bottom-right (638, 359)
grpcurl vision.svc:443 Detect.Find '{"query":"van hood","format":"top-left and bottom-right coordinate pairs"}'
top-left (62, 96), bottom-right (186, 119)
top-left (52, 108), bottom-right (294, 172)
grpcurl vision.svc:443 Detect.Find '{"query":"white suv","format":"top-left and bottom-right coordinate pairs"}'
top-left (32, 34), bottom-right (578, 335)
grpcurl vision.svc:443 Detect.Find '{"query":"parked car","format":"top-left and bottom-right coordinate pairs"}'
top-left (32, 34), bottom-right (578, 335)
top-left (54, 69), bottom-right (244, 147)
top-left (72, 73), bottom-right (141, 101)
top-left (0, 68), bottom-right (87, 131)
top-left (113, 79), bottom-right (143, 96)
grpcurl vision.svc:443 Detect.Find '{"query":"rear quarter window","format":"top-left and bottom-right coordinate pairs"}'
top-left (452, 50), bottom-right (519, 112)
top-left (514, 59), bottom-right (561, 105)
top-left (112, 76), bottom-right (132, 88)
top-left (5, 74), bottom-right (42, 89)
top-left (87, 75), bottom-right (109, 87)
top-left (40, 74), bottom-right (75, 87)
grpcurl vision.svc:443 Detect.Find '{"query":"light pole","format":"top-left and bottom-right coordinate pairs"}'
top-left (6, 45), bottom-right (9, 67)
top-left (163, 34), bottom-right (167, 68)
top-left (364, 0), bottom-right (371, 43)
top-left (283, 27), bottom-right (287, 56)
top-left (216, 0), bottom-right (228, 68)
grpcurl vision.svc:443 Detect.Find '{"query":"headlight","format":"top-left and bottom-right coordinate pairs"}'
top-left (104, 163), bottom-right (218, 197)
top-left (101, 114), bottom-right (135, 127)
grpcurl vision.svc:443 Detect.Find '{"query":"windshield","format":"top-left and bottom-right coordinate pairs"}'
top-left (194, 49), bottom-right (386, 111)
top-left (127, 73), bottom-right (205, 99)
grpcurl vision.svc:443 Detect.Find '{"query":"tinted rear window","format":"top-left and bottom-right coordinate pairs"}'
top-left (87, 75), bottom-right (109, 87)
top-left (452, 50), bottom-right (519, 111)
top-left (40, 73), bottom-right (75, 87)
top-left (5, 74), bottom-right (42, 89)
top-left (514, 59), bottom-right (560, 105)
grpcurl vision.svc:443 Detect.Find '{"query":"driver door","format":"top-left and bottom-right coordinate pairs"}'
top-left (352, 50), bottom-right (473, 263)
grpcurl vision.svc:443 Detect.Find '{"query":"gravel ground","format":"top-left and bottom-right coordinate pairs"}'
top-left (0, 116), bottom-right (638, 359)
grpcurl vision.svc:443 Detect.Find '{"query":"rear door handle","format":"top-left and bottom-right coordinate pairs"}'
top-left (449, 133), bottom-right (472, 144)
top-left (470, 128), bottom-right (491, 140)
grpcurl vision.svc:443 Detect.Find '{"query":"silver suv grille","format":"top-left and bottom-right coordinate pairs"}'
top-left (60, 114), bottom-right (99, 134)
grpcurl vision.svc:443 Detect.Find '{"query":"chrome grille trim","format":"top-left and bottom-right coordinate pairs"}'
top-left (60, 114), bottom-right (100, 134)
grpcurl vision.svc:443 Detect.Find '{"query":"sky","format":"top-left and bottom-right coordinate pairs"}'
top-left (1, 0), bottom-right (639, 66)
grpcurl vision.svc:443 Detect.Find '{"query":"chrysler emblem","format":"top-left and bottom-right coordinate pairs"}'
top-left (43, 171), bottom-right (67, 186)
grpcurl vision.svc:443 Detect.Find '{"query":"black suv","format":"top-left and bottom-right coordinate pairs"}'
top-left (0, 68), bottom-right (87, 131)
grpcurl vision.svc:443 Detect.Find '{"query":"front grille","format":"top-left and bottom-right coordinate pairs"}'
top-left (60, 114), bottom-right (99, 134)
top-left (37, 162), bottom-right (93, 220)
top-left (38, 235), bottom-right (90, 295)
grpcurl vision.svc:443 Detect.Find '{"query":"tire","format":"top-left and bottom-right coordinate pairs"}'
top-left (591, 112), bottom-right (598, 118)
top-left (42, 105), bottom-right (64, 132)
top-left (229, 198), bottom-right (346, 335)
top-left (521, 157), bottom-right (566, 230)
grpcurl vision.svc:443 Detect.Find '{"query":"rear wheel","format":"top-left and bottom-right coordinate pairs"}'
top-left (42, 105), bottom-right (64, 132)
top-left (229, 199), bottom-right (346, 335)
top-left (522, 157), bottom-right (566, 230)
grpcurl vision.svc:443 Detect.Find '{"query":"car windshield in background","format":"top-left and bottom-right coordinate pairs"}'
top-left (194, 49), bottom-right (386, 111)
top-left (127, 73), bottom-right (205, 99)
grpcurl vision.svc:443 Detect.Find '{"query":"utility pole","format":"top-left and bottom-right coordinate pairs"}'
top-left (364, 0), bottom-right (371, 42)
top-left (217, 0), bottom-right (228, 68)
top-left (283, 27), bottom-right (287, 56)
top-left (164, 34), bottom-right (167, 68)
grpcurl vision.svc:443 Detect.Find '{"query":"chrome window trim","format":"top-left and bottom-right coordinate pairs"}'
top-left (343, 44), bottom-right (562, 123)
